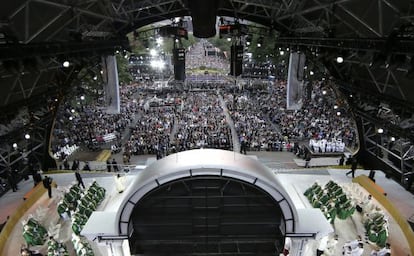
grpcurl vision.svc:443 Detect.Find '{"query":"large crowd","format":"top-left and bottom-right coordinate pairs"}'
top-left (172, 91), bottom-right (232, 152)
top-left (51, 85), bottom-right (140, 160)
top-left (186, 39), bottom-right (229, 71)
top-left (50, 40), bottom-right (359, 162)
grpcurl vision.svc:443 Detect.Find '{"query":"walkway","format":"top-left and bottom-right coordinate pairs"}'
top-left (218, 92), bottom-right (240, 153)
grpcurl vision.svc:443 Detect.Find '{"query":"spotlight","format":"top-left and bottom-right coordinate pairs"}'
top-left (322, 90), bottom-right (327, 95)
top-left (280, 50), bottom-right (285, 56)
top-left (334, 105), bottom-right (338, 109)
top-left (71, 109), bottom-right (75, 113)
top-left (80, 95), bottom-right (85, 101)
top-left (377, 128), bottom-right (384, 134)
top-left (69, 116), bottom-right (73, 121)
top-left (336, 111), bottom-right (341, 116)
top-left (62, 61), bottom-right (70, 68)
top-left (12, 143), bottom-right (18, 149)
top-left (25, 134), bottom-right (30, 140)
top-left (150, 49), bottom-right (157, 56)
top-left (336, 56), bottom-right (344, 63)
top-left (227, 38), bottom-right (231, 42)
top-left (390, 137), bottom-right (395, 142)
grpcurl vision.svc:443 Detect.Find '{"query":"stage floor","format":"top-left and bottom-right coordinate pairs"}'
top-left (1, 151), bottom-right (413, 256)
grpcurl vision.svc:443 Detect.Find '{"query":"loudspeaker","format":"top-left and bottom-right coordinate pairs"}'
top-left (230, 44), bottom-right (243, 76)
top-left (173, 48), bottom-right (185, 81)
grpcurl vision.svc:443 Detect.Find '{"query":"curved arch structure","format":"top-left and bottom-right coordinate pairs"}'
top-left (117, 149), bottom-right (297, 236)
top-left (81, 149), bottom-right (333, 255)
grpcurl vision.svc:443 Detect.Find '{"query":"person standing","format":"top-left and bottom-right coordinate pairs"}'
top-left (106, 159), bottom-right (112, 172)
top-left (7, 170), bottom-right (18, 192)
top-left (305, 153), bottom-right (311, 168)
top-left (71, 159), bottom-right (79, 171)
top-left (115, 173), bottom-right (125, 193)
top-left (112, 159), bottom-right (119, 172)
top-left (339, 155), bottom-right (345, 166)
top-left (75, 171), bottom-right (85, 189)
top-left (346, 157), bottom-right (358, 178)
top-left (42, 176), bottom-right (53, 198)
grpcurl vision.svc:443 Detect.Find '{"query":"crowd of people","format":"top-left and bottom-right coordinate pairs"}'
top-left (224, 88), bottom-right (286, 152)
top-left (127, 91), bottom-right (177, 158)
top-left (265, 79), bottom-right (358, 150)
top-left (172, 91), bottom-right (232, 152)
top-left (51, 84), bottom-right (141, 160)
top-left (49, 40), bottom-right (359, 163)
top-left (186, 39), bottom-right (229, 71)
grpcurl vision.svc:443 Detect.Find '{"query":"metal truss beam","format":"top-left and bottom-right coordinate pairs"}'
top-left (274, 37), bottom-right (414, 54)
top-left (0, 39), bottom-right (128, 60)
top-left (276, 0), bottom-right (352, 21)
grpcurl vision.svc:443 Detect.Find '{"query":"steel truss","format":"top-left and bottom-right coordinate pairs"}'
top-left (360, 114), bottom-right (414, 181)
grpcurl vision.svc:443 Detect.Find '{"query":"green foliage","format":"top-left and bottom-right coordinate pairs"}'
top-left (208, 35), bottom-right (232, 57)
top-left (116, 54), bottom-right (133, 86)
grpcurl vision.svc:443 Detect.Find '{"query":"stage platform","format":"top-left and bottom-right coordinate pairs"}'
top-left (1, 151), bottom-right (413, 256)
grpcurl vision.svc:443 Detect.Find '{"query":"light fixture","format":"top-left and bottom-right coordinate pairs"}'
top-left (150, 49), bottom-right (157, 56)
top-left (69, 116), bottom-right (73, 121)
top-left (280, 50), bottom-right (284, 55)
top-left (100, 70), bottom-right (104, 74)
top-left (25, 134), bottom-right (30, 140)
top-left (156, 37), bottom-right (163, 45)
top-left (333, 105), bottom-right (338, 109)
top-left (93, 76), bottom-right (98, 81)
top-left (227, 38), bottom-right (231, 42)
top-left (71, 109), bottom-right (75, 113)
top-left (12, 143), bottom-right (18, 149)
top-left (62, 61), bottom-right (70, 68)
top-left (80, 95), bottom-right (85, 101)
top-left (309, 71), bottom-right (314, 75)
top-left (377, 128), bottom-right (384, 134)
top-left (390, 137), bottom-right (396, 142)
top-left (322, 90), bottom-right (327, 95)
top-left (336, 111), bottom-right (341, 116)
top-left (336, 56), bottom-right (344, 63)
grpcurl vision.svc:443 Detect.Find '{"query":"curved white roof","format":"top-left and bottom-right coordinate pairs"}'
top-left (116, 149), bottom-right (299, 235)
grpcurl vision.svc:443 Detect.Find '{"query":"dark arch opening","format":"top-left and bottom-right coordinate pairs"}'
top-left (128, 176), bottom-right (286, 255)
